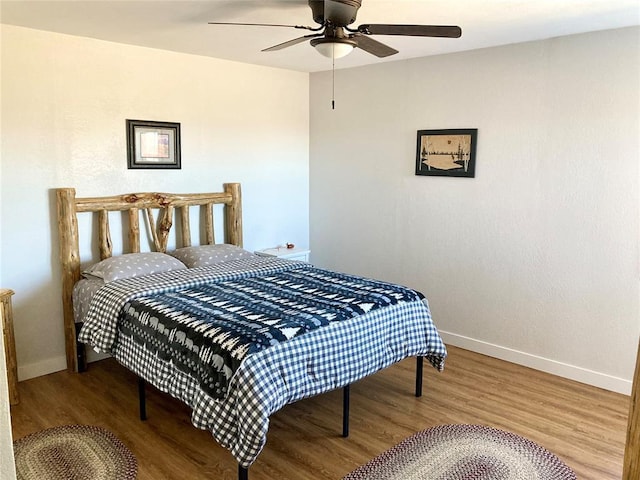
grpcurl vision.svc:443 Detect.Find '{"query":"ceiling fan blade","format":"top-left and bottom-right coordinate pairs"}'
top-left (351, 34), bottom-right (398, 58)
top-left (357, 24), bottom-right (462, 38)
top-left (262, 33), bottom-right (324, 52)
top-left (208, 21), bottom-right (321, 32)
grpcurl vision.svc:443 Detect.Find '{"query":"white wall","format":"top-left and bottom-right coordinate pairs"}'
top-left (0, 31), bottom-right (16, 479)
top-left (2, 24), bottom-right (637, 396)
top-left (0, 25), bottom-right (309, 379)
top-left (310, 27), bottom-right (640, 394)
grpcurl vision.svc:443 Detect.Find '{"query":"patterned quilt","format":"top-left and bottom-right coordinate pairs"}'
top-left (78, 256), bottom-right (447, 468)
top-left (119, 266), bottom-right (427, 400)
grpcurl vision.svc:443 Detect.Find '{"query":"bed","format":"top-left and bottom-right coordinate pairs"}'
top-left (56, 183), bottom-right (447, 479)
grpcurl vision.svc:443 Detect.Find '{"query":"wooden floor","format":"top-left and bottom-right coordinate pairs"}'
top-left (11, 346), bottom-right (629, 480)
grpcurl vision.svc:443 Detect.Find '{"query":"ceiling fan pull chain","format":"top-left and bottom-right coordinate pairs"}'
top-left (332, 49), bottom-right (336, 110)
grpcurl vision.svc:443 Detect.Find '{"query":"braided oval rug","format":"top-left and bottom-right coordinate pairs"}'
top-left (13, 425), bottom-right (137, 480)
top-left (344, 424), bottom-right (577, 480)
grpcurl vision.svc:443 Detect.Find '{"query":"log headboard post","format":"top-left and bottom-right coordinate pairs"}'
top-left (55, 183), bottom-right (244, 373)
top-left (56, 188), bottom-right (82, 373)
top-left (224, 183), bottom-right (243, 247)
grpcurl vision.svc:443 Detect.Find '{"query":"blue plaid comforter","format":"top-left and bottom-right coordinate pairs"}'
top-left (79, 256), bottom-right (447, 468)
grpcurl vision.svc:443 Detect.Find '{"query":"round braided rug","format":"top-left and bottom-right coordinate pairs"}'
top-left (13, 425), bottom-right (137, 480)
top-left (343, 424), bottom-right (577, 480)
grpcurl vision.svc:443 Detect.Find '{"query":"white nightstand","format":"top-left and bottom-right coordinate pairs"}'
top-left (255, 247), bottom-right (310, 262)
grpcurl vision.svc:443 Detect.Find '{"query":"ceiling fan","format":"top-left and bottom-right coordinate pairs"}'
top-left (208, 0), bottom-right (462, 60)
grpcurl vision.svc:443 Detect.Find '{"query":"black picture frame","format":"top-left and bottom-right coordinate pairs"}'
top-left (415, 128), bottom-right (477, 178)
top-left (127, 119), bottom-right (181, 169)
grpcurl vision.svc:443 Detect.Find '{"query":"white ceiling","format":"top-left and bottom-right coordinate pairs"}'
top-left (1, 0), bottom-right (638, 73)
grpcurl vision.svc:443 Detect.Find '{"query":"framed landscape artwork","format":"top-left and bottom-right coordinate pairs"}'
top-left (127, 119), bottom-right (181, 169)
top-left (415, 128), bottom-right (477, 178)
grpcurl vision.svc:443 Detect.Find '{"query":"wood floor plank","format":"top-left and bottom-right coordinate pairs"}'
top-left (10, 346), bottom-right (628, 480)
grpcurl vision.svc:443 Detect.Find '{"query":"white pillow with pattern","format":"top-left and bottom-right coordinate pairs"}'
top-left (82, 252), bottom-right (187, 283)
top-left (168, 244), bottom-right (254, 268)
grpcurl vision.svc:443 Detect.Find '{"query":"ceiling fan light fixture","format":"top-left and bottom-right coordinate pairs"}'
top-left (311, 38), bottom-right (356, 59)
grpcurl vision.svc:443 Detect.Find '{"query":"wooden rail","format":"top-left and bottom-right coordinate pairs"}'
top-left (623, 339), bottom-right (640, 479)
top-left (1, 289), bottom-right (18, 405)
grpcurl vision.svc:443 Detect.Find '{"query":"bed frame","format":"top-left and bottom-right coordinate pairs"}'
top-left (55, 182), bottom-right (426, 480)
top-left (56, 183), bottom-right (243, 373)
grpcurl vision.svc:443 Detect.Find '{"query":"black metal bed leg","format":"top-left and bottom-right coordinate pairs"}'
top-left (238, 464), bottom-right (248, 480)
top-left (138, 377), bottom-right (147, 421)
top-left (415, 356), bottom-right (424, 397)
top-left (342, 384), bottom-right (350, 438)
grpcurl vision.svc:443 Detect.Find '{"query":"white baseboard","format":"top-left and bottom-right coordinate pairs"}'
top-left (18, 355), bottom-right (67, 381)
top-left (440, 330), bottom-right (632, 396)
top-left (18, 333), bottom-right (632, 396)
top-left (17, 350), bottom-right (111, 381)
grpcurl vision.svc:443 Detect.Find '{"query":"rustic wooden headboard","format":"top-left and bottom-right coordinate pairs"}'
top-left (55, 183), bottom-right (243, 373)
